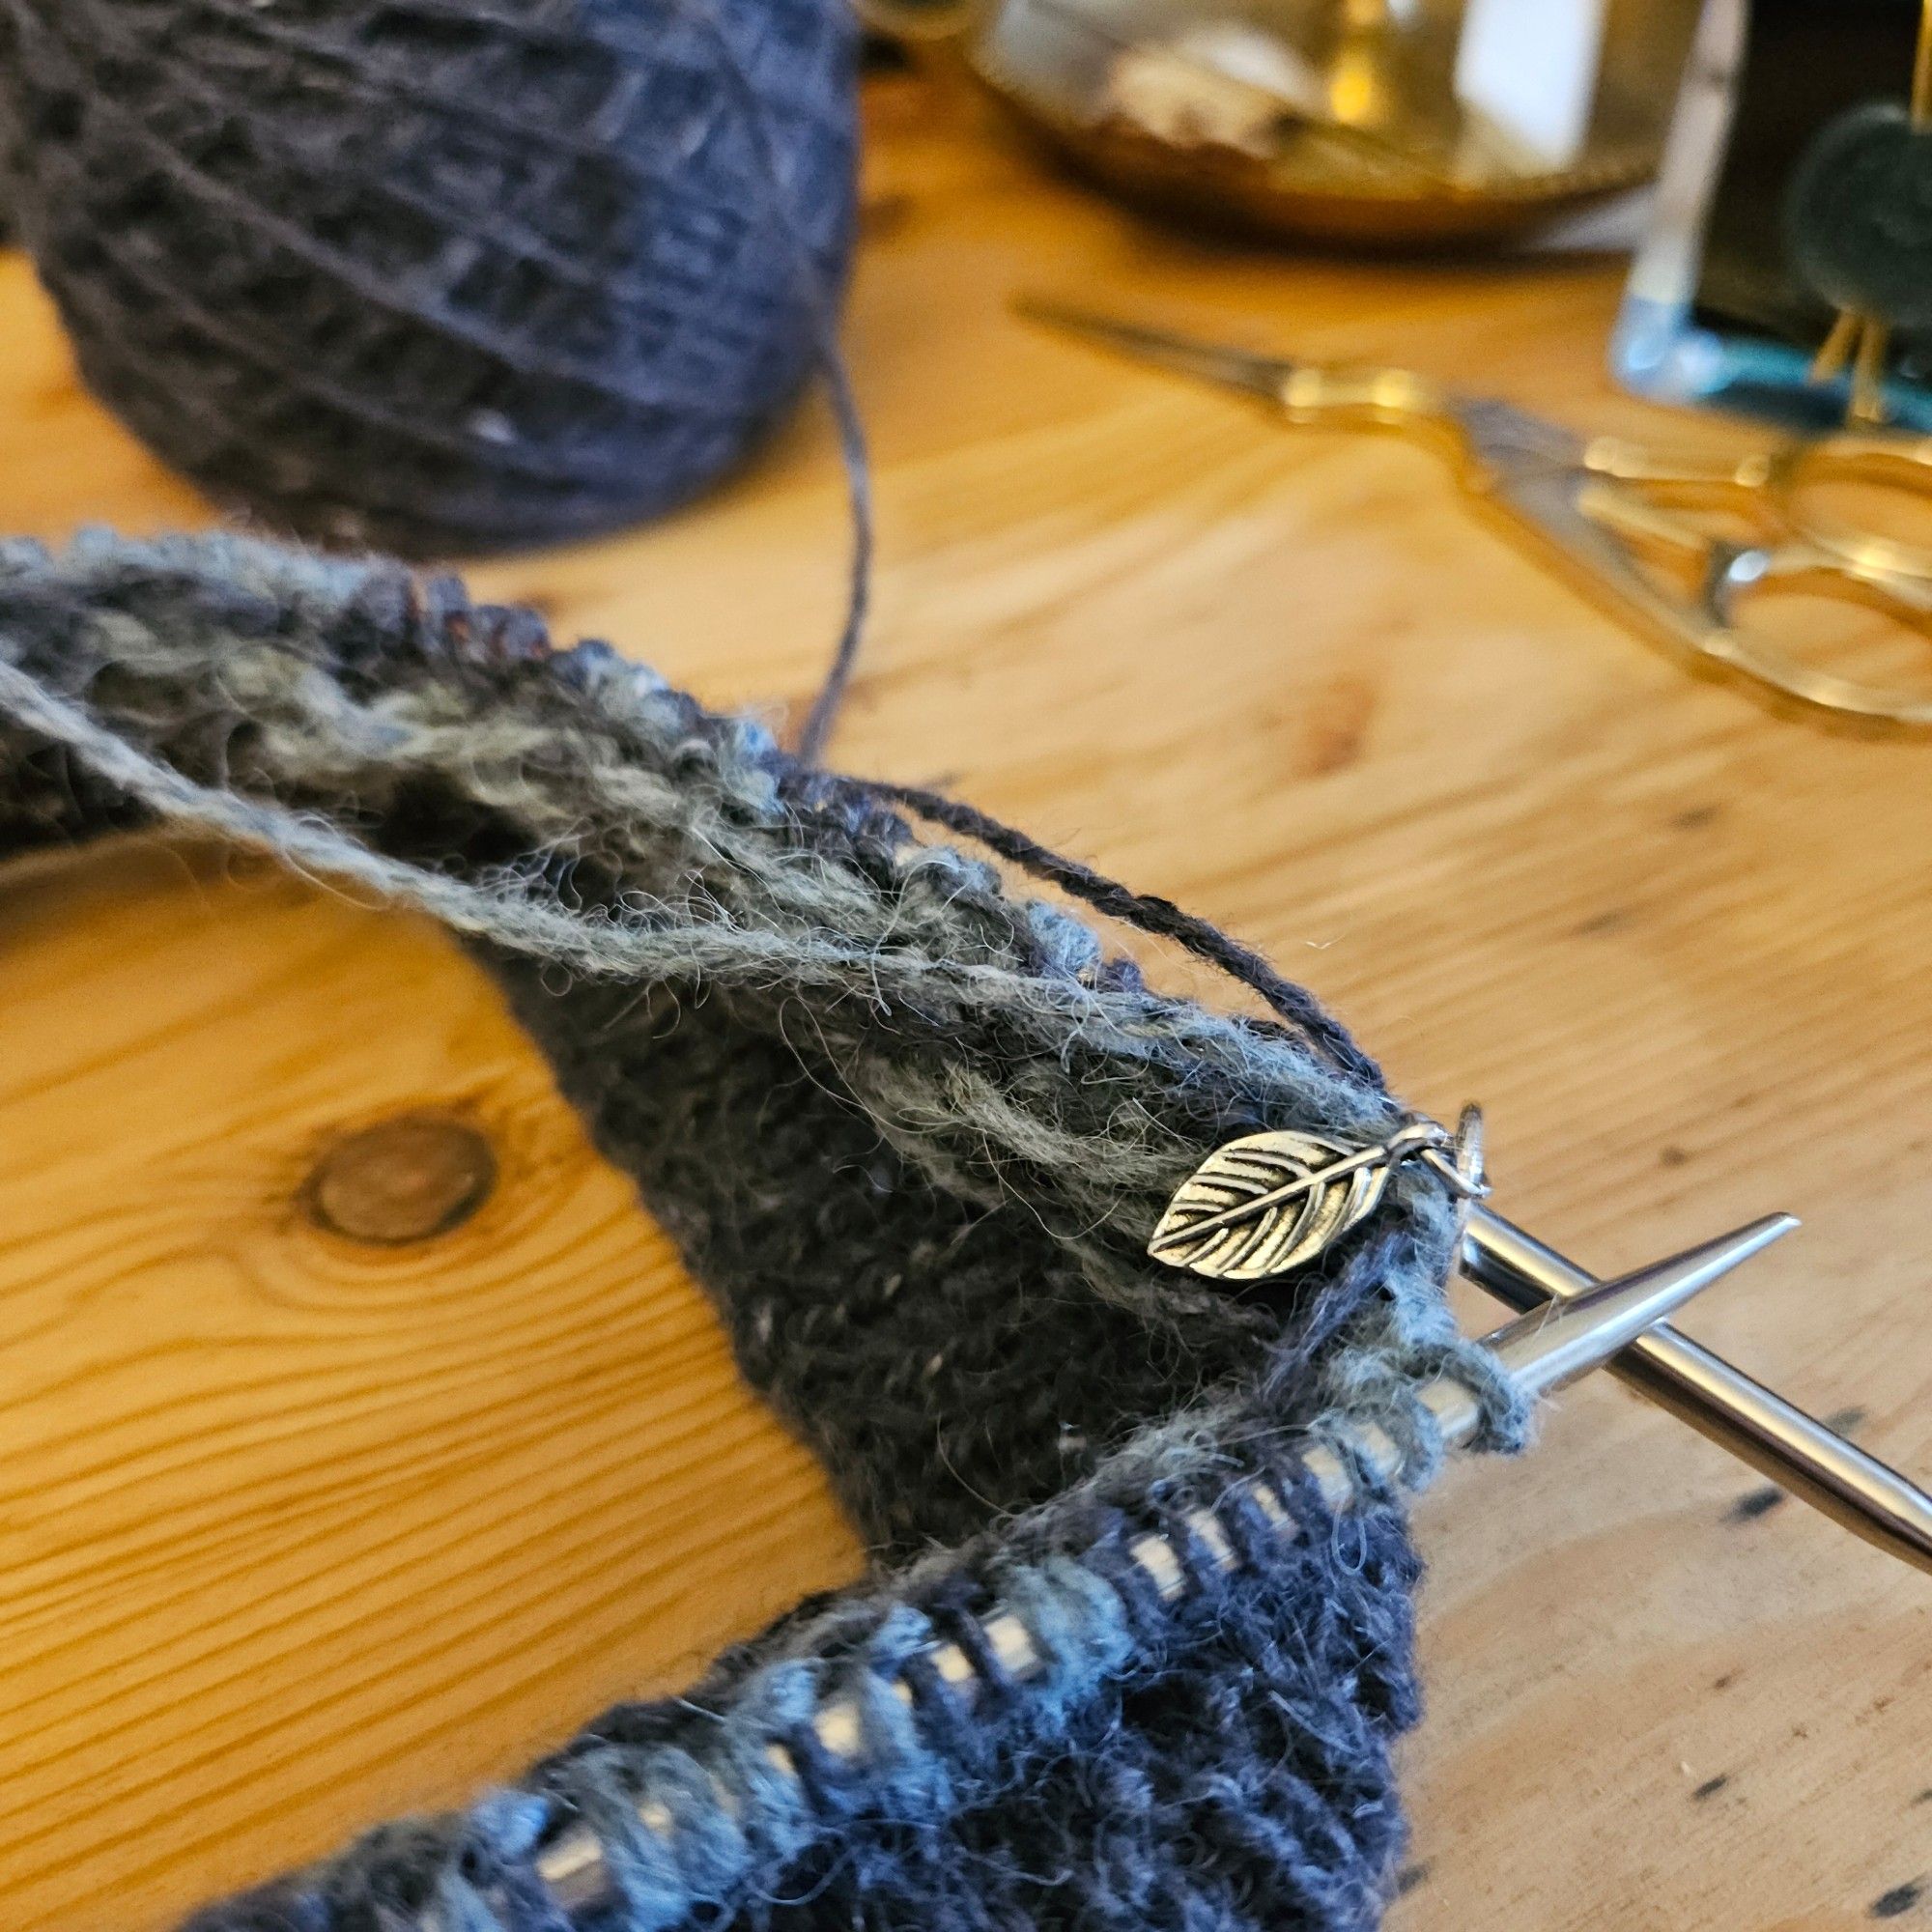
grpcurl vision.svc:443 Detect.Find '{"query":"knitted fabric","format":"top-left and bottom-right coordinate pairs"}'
top-left (0, 531), bottom-right (1528, 1932)
top-left (0, 0), bottom-right (859, 555)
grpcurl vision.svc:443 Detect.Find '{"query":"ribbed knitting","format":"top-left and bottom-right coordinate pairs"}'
top-left (0, 532), bottom-right (1527, 1932)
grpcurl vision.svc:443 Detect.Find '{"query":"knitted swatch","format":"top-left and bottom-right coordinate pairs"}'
top-left (0, 0), bottom-right (860, 554)
top-left (0, 532), bottom-right (1527, 1932)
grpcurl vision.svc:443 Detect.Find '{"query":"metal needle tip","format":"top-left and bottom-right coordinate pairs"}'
top-left (1463, 1207), bottom-right (1932, 1577)
top-left (1305, 1214), bottom-right (1798, 1503)
top-left (1491, 1213), bottom-right (1800, 1404)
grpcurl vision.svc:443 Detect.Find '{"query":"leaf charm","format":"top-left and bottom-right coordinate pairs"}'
top-left (1147, 1113), bottom-right (1483, 1284)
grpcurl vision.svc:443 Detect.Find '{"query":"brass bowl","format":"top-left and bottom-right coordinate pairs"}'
top-left (869, 0), bottom-right (1700, 246)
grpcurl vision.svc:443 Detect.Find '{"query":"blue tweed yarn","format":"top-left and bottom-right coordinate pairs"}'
top-left (0, 0), bottom-right (859, 555)
top-left (0, 532), bottom-right (1528, 1932)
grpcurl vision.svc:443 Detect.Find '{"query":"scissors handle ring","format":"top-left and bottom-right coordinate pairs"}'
top-left (1770, 433), bottom-right (1932, 583)
top-left (1699, 542), bottom-right (1932, 726)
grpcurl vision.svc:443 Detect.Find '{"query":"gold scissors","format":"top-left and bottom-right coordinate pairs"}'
top-left (1023, 300), bottom-right (1932, 725)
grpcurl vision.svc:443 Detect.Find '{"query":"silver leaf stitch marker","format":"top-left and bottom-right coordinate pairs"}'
top-left (1147, 1108), bottom-right (1487, 1282)
top-left (1151, 1104), bottom-right (1932, 1577)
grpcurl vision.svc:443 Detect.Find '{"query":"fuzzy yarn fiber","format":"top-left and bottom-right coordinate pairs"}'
top-left (0, 532), bottom-right (1528, 1932)
top-left (0, 0), bottom-right (859, 555)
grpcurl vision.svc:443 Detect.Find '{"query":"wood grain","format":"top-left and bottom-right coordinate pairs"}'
top-left (2, 74), bottom-right (1928, 1932)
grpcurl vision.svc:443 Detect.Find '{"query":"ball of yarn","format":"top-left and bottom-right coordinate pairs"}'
top-left (0, 0), bottom-right (860, 555)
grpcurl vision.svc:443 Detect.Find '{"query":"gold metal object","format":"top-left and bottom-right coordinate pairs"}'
top-left (858, 0), bottom-right (1697, 245)
top-left (534, 1213), bottom-right (1788, 1916)
top-left (1025, 299), bottom-right (1932, 725)
top-left (1463, 1208), bottom-right (1932, 1579)
top-left (1804, 0), bottom-right (1932, 424)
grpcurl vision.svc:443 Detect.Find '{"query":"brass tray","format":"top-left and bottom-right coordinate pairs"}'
top-left (878, 0), bottom-right (1700, 246)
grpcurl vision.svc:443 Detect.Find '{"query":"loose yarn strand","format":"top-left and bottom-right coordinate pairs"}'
top-left (668, 0), bottom-right (873, 766)
top-left (792, 349), bottom-right (873, 767)
top-left (851, 777), bottom-right (1385, 1090)
top-left (0, 654), bottom-right (1341, 1085)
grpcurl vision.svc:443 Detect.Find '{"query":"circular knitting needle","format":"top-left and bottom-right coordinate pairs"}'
top-left (1301, 1212), bottom-right (1797, 1503)
top-left (530, 1214), bottom-right (1790, 1922)
top-left (1463, 1208), bottom-right (1932, 1579)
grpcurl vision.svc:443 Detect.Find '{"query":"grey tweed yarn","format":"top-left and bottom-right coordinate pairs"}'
top-left (0, 530), bottom-right (1529, 1932)
top-left (0, 0), bottom-right (860, 555)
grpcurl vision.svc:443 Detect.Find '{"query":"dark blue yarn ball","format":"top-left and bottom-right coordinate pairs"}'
top-left (0, 0), bottom-right (861, 556)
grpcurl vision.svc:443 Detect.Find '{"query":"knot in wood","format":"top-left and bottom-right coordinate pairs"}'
top-left (305, 1113), bottom-right (497, 1245)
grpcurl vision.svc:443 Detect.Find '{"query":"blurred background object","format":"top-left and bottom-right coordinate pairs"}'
top-left (1617, 0), bottom-right (1932, 432)
top-left (858, 0), bottom-right (1700, 244)
top-left (0, 0), bottom-right (862, 556)
top-left (1025, 298), bottom-right (1932, 725)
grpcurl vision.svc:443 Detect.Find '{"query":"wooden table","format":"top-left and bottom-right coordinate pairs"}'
top-left (3, 76), bottom-right (1927, 1932)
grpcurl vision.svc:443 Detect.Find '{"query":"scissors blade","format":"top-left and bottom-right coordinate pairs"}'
top-left (1025, 298), bottom-right (1591, 474)
top-left (1019, 298), bottom-right (1301, 405)
top-left (1447, 393), bottom-right (1592, 479)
